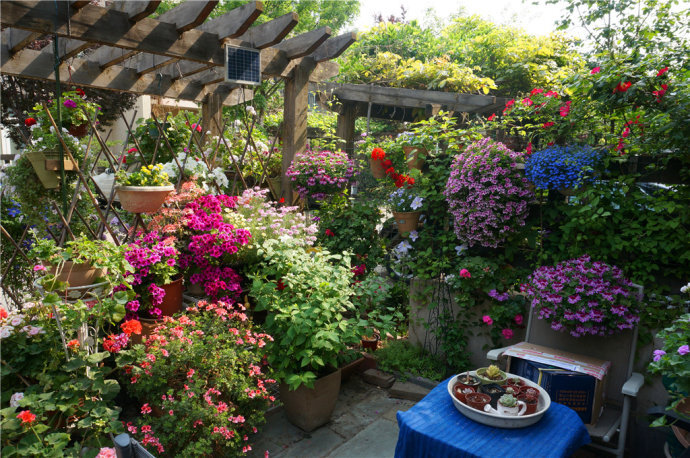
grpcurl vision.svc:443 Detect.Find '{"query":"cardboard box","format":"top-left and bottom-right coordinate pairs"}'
top-left (504, 342), bottom-right (610, 425)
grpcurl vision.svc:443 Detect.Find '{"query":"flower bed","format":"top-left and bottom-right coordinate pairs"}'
top-left (286, 150), bottom-right (356, 200)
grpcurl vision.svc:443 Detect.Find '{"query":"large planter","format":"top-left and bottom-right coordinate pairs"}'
top-left (159, 276), bottom-right (183, 317)
top-left (369, 157), bottom-right (387, 179)
top-left (49, 261), bottom-right (105, 288)
top-left (280, 368), bottom-right (341, 432)
top-left (116, 185), bottom-right (174, 213)
top-left (392, 211), bottom-right (421, 236)
top-left (403, 146), bottom-right (426, 171)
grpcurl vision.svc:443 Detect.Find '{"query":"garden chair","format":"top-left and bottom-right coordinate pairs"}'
top-left (486, 285), bottom-right (644, 457)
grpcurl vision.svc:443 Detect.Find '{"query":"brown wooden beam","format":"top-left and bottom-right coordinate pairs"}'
top-left (240, 12), bottom-right (299, 49)
top-left (273, 26), bottom-right (331, 59)
top-left (2, 28), bottom-right (42, 54)
top-left (197, 0), bottom-right (263, 38)
top-left (109, 0), bottom-right (162, 22)
top-left (157, 0), bottom-right (218, 34)
top-left (309, 32), bottom-right (357, 63)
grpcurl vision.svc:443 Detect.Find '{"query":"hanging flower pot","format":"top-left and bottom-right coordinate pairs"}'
top-left (25, 151), bottom-right (60, 189)
top-left (67, 123), bottom-right (88, 138)
top-left (48, 261), bottom-right (106, 288)
top-left (403, 146), bottom-right (426, 171)
top-left (369, 157), bottom-right (386, 179)
top-left (392, 211), bottom-right (421, 236)
top-left (43, 151), bottom-right (78, 171)
top-left (158, 276), bottom-right (183, 317)
top-left (116, 185), bottom-right (174, 213)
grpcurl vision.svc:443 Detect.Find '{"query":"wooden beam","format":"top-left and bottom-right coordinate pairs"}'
top-left (2, 28), bottom-right (42, 54)
top-left (47, 37), bottom-right (91, 60)
top-left (109, 0), bottom-right (161, 22)
top-left (88, 46), bottom-right (139, 69)
top-left (202, 84), bottom-right (253, 105)
top-left (309, 32), bottom-right (357, 63)
top-left (136, 54), bottom-right (180, 75)
top-left (156, 0), bottom-right (218, 34)
top-left (2, 1), bottom-right (225, 66)
top-left (197, 1), bottom-right (263, 38)
top-left (273, 26), bottom-right (331, 59)
top-left (239, 12), bottom-right (299, 49)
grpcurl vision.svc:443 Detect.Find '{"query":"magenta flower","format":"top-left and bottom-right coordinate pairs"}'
top-left (482, 315), bottom-right (493, 326)
top-left (502, 328), bottom-right (514, 339)
top-left (590, 67), bottom-right (601, 75)
top-left (653, 349), bottom-right (666, 362)
top-left (459, 268), bottom-right (472, 278)
top-left (63, 99), bottom-right (77, 108)
top-left (678, 345), bottom-right (689, 356)
top-left (514, 314), bottom-right (523, 325)
top-left (33, 264), bottom-right (46, 272)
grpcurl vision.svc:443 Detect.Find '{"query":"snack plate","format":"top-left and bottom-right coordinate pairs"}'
top-left (447, 371), bottom-right (551, 429)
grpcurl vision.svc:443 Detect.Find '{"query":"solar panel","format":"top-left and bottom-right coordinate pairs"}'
top-left (225, 46), bottom-right (261, 85)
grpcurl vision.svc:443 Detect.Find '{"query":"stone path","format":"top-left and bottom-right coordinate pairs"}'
top-left (249, 374), bottom-right (419, 458)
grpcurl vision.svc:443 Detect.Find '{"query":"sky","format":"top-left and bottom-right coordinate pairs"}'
top-left (353, 0), bottom-right (574, 38)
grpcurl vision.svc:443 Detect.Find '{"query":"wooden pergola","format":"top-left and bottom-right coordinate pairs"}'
top-left (315, 82), bottom-right (509, 155)
top-left (0, 0), bottom-right (356, 198)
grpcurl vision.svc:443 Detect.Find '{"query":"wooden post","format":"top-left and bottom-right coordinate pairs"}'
top-left (202, 92), bottom-right (223, 139)
top-left (336, 102), bottom-right (357, 158)
top-left (282, 61), bottom-right (315, 204)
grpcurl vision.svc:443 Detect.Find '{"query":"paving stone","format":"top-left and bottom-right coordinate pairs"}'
top-left (281, 426), bottom-right (345, 458)
top-left (381, 399), bottom-right (416, 423)
top-left (327, 418), bottom-right (399, 458)
top-left (389, 381), bottom-right (430, 401)
top-left (329, 408), bottom-right (374, 440)
top-left (362, 369), bottom-right (395, 388)
top-left (351, 391), bottom-right (398, 420)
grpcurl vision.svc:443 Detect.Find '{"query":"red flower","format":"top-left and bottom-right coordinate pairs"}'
top-left (559, 101), bottom-right (571, 117)
top-left (76, 88), bottom-right (86, 97)
top-left (406, 176), bottom-right (415, 186)
top-left (121, 319), bottom-right (142, 336)
top-left (542, 122), bottom-right (554, 128)
top-left (325, 229), bottom-right (335, 237)
top-left (127, 147), bottom-right (138, 154)
top-left (590, 67), bottom-right (601, 75)
top-left (652, 83), bottom-right (668, 102)
top-left (141, 403), bottom-right (152, 415)
top-left (385, 167), bottom-right (395, 176)
top-left (613, 81), bottom-right (632, 93)
top-left (67, 339), bottom-right (80, 349)
top-left (382, 159), bottom-right (392, 168)
top-left (503, 99), bottom-right (515, 114)
top-left (514, 314), bottom-right (524, 325)
top-left (530, 88), bottom-right (544, 95)
top-left (459, 268), bottom-right (472, 278)
top-left (16, 410), bottom-right (36, 425)
top-left (621, 127), bottom-right (631, 138)
top-left (521, 97), bottom-right (534, 106)
top-left (502, 328), bottom-right (514, 339)
top-left (487, 113), bottom-right (496, 121)
top-left (0, 307), bottom-right (7, 320)
top-left (544, 90), bottom-right (559, 98)
top-left (657, 67), bottom-right (668, 77)
top-left (24, 117), bottom-right (37, 127)
top-left (278, 197), bottom-right (285, 203)
top-left (371, 147), bottom-right (386, 161)
top-left (525, 143), bottom-right (533, 155)
top-left (276, 279), bottom-right (286, 291)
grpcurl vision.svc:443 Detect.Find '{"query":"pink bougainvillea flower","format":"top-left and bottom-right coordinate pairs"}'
top-left (679, 345), bottom-right (690, 356)
top-left (482, 315), bottom-right (493, 326)
top-left (590, 66), bottom-right (601, 74)
top-left (459, 268), bottom-right (471, 278)
top-left (487, 113), bottom-right (496, 121)
top-left (657, 67), bottom-right (669, 77)
top-left (502, 328), bottom-right (514, 339)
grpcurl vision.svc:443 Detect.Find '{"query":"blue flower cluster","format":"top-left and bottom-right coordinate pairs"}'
top-left (525, 145), bottom-right (605, 191)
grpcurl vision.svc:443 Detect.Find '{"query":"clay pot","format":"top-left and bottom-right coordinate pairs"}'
top-left (392, 211), bottom-right (421, 236)
top-left (159, 277), bottom-right (183, 317)
top-left (505, 377), bottom-right (526, 387)
top-left (116, 185), bottom-right (174, 213)
top-left (455, 373), bottom-right (481, 391)
top-left (48, 261), bottom-right (106, 288)
top-left (369, 157), bottom-right (386, 179)
top-left (518, 394), bottom-right (538, 415)
top-left (361, 332), bottom-right (380, 351)
top-left (522, 387), bottom-right (539, 399)
top-left (465, 392), bottom-right (491, 412)
top-left (280, 369), bottom-right (341, 432)
top-left (68, 123), bottom-right (88, 138)
top-left (453, 384), bottom-right (476, 404)
top-left (403, 146), bottom-right (426, 171)
top-left (131, 317), bottom-right (164, 345)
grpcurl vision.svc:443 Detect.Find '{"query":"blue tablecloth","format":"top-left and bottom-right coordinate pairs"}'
top-left (395, 377), bottom-right (591, 458)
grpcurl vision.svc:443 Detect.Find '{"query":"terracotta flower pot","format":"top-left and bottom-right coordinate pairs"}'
top-left (518, 394), bottom-right (538, 415)
top-left (48, 261), bottom-right (106, 288)
top-left (361, 333), bottom-right (380, 351)
top-left (453, 384), bottom-right (476, 404)
top-left (116, 185), bottom-right (174, 213)
top-left (159, 277), bottom-right (183, 317)
top-left (369, 157), bottom-right (386, 179)
top-left (131, 317), bottom-right (164, 346)
top-left (465, 392), bottom-right (491, 412)
top-left (392, 211), bottom-right (421, 236)
top-left (403, 146), bottom-right (426, 171)
top-left (280, 369), bottom-right (341, 432)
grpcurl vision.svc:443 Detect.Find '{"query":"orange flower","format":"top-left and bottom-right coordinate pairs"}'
top-left (16, 410), bottom-right (36, 425)
top-left (121, 319), bottom-right (142, 336)
top-left (371, 148), bottom-right (386, 161)
top-left (67, 339), bottom-right (80, 349)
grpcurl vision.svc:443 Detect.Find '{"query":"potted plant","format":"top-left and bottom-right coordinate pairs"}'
top-left (456, 372), bottom-right (481, 391)
top-left (518, 391), bottom-right (539, 415)
top-left (30, 234), bottom-right (129, 290)
top-left (397, 131), bottom-right (432, 170)
top-left (476, 365), bottom-right (508, 385)
top-left (489, 388), bottom-right (527, 416)
top-left (115, 300), bottom-right (275, 456)
top-left (115, 163), bottom-right (174, 213)
top-left (22, 119), bottom-right (83, 189)
top-left (286, 149), bottom-right (357, 202)
top-left (388, 187), bottom-right (424, 236)
top-left (249, 240), bottom-right (371, 431)
top-left (525, 145), bottom-right (605, 194)
top-left (123, 230), bottom-right (182, 320)
top-left (465, 392), bottom-right (491, 412)
top-left (351, 274), bottom-right (403, 352)
top-left (524, 254), bottom-right (641, 337)
top-left (369, 147), bottom-right (390, 179)
top-left (30, 89), bottom-right (100, 138)
top-left (444, 137), bottom-right (533, 248)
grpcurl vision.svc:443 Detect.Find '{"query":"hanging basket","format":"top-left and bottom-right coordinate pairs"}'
top-left (369, 157), bottom-right (387, 179)
top-left (116, 185), bottom-right (174, 213)
top-left (43, 151), bottom-right (78, 172)
top-left (392, 211), bottom-right (421, 236)
top-left (26, 151), bottom-right (60, 189)
top-left (403, 146), bottom-right (426, 171)
top-left (67, 123), bottom-right (89, 138)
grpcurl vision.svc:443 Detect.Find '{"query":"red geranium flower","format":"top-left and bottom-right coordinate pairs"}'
top-left (590, 67), bottom-right (601, 75)
top-left (76, 88), bottom-right (86, 96)
top-left (24, 118), bottom-right (37, 127)
top-left (16, 410), bottom-right (36, 425)
top-left (67, 339), bottom-right (80, 349)
top-left (542, 122), bottom-right (554, 128)
top-left (613, 81), bottom-right (632, 93)
top-left (121, 319), bottom-right (142, 336)
top-left (325, 229), bottom-right (335, 237)
top-left (530, 88), bottom-right (544, 95)
top-left (487, 113), bottom-right (496, 121)
top-left (127, 147), bottom-right (138, 154)
top-left (657, 67), bottom-right (668, 77)
top-left (371, 147), bottom-right (386, 161)
top-left (652, 83), bottom-right (668, 102)
top-left (521, 97), bottom-right (534, 106)
top-left (276, 279), bottom-right (286, 291)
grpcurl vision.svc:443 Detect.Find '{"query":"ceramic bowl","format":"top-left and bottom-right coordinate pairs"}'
top-left (447, 372), bottom-right (551, 429)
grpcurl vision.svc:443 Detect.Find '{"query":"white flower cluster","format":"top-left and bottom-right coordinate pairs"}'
top-left (161, 151), bottom-right (229, 192)
top-left (681, 282), bottom-right (690, 294)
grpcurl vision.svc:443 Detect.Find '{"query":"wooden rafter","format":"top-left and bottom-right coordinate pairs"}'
top-left (109, 0), bottom-right (162, 22)
top-left (156, 0), bottom-right (219, 34)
